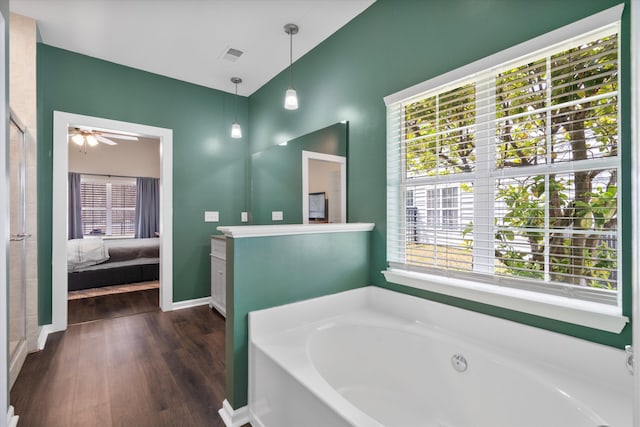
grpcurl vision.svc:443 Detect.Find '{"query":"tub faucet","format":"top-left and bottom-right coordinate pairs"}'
top-left (625, 345), bottom-right (633, 375)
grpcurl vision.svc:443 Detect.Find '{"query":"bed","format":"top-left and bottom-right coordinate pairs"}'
top-left (67, 237), bottom-right (160, 291)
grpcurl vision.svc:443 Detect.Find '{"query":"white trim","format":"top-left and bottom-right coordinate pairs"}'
top-left (170, 296), bottom-right (210, 311)
top-left (630, 0), bottom-right (640, 424)
top-left (301, 150), bottom-right (347, 224)
top-left (6, 407), bottom-right (17, 427)
top-left (218, 399), bottom-right (249, 427)
top-left (52, 112), bottom-right (173, 333)
top-left (383, 269), bottom-right (628, 333)
top-left (0, 12), bottom-right (9, 426)
top-left (37, 324), bottom-right (53, 350)
top-left (8, 340), bottom-right (27, 389)
top-left (384, 4), bottom-right (624, 106)
top-left (217, 222), bottom-right (375, 238)
top-left (209, 298), bottom-right (226, 317)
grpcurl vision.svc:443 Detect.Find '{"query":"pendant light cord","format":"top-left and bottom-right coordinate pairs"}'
top-left (234, 82), bottom-right (239, 122)
top-left (289, 31), bottom-right (294, 88)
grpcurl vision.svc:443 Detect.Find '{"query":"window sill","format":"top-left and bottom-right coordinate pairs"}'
top-left (382, 269), bottom-right (628, 333)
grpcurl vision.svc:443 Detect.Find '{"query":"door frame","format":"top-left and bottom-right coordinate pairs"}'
top-left (52, 111), bottom-right (173, 332)
top-left (301, 150), bottom-right (346, 224)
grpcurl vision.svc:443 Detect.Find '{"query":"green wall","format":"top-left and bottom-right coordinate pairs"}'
top-left (250, 121), bottom-right (347, 224)
top-left (34, 0), bottom-right (632, 352)
top-left (37, 45), bottom-right (249, 323)
top-left (226, 230), bottom-right (371, 408)
top-left (248, 0), bottom-right (632, 348)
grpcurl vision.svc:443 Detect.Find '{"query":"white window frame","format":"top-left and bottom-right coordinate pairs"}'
top-left (80, 175), bottom-right (136, 238)
top-left (384, 4), bottom-right (628, 333)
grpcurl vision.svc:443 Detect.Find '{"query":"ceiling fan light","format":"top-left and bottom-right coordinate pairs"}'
top-left (231, 121), bottom-right (242, 139)
top-left (284, 88), bottom-right (298, 110)
top-left (71, 134), bottom-right (84, 146)
top-left (86, 134), bottom-right (99, 146)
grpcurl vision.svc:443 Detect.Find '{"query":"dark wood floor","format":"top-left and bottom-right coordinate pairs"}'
top-left (11, 294), bottom-right (229, 426)
top-left (68, 288), bottom-right (160, 325)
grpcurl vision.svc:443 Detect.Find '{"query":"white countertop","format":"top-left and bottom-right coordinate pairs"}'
top-left (217, 223), bottom-right (375, 238)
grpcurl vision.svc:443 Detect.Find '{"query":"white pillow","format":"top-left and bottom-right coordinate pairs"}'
top-left (67, 238), bottom-right (110, 271)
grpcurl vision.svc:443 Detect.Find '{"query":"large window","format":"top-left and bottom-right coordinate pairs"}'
top-left (385, 9), bottom-right (624, 329)
top-left (80, 175), bottom-right (136, 237)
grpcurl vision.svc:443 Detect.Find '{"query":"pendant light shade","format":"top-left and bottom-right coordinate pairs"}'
top-left (230, 77), bottom-right (242, 139)
top-left (284, 23), bottom-right (299, 110)
top-left (284, 88), bottom-right (298, 110)
top-left (231, 121), bottom-right (242, 139)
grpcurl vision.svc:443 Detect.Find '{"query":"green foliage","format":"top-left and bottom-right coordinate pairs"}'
top-left (405, 84), bottom-right (476, 177)
top-left (494, 34), bottom-right (618, 288)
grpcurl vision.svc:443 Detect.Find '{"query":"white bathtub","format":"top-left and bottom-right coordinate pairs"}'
top-left (248, 286), bottom-right (632, 427)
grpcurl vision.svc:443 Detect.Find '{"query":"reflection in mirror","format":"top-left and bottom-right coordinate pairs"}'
top-left (250, 122), bottom-right (347, 224)
top-left (302, 151), bottom-right (346, 224)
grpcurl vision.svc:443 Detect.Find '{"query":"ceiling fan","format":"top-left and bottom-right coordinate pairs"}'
top-left (68, 127), bottom-right (139, 148)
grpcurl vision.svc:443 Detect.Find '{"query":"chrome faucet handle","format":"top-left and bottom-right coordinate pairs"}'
top-left (625, 345), bottom-right (633, 375)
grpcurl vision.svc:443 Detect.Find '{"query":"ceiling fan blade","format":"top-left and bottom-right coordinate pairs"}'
top-left (96, 135), bottom-right (118, 145)
top-left (100, 133), bottom-right (139, 141)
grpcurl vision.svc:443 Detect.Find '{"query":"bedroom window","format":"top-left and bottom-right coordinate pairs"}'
top-left (384, 6), bottom-right (626, 332)
top-left (80, 175), bottom-right (137, 237)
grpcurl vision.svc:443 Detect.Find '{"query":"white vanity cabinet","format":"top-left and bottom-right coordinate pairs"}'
top-left (209, 236), bottom-right (226, 317)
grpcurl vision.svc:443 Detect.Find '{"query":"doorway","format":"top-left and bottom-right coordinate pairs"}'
top-left (52, 112), bottom-right (173, 332)
top-left (302, 150), bottom-right (346, 224)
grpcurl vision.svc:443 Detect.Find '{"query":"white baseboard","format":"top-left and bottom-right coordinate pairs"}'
top-left (209, 299), bottom-right (226, 318)
top-left (170, 297), bottom-right (211, 311)
top-left (37, 324), bottom-right (54, 350)
top-left (7, 406), bottom-right (19, 427)
top-left (9, 340), bottom-right (27, 389)
top-left (218, 399), bottom-right (249, 427)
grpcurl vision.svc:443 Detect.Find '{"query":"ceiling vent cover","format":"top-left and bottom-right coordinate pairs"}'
top-left (222, 47), bottom-right (244, 62)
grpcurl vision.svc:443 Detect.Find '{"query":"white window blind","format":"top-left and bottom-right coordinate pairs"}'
top-left (81, 175), bottom-right (137, 237)
top-left (386, 18), bottom-right (621, 309)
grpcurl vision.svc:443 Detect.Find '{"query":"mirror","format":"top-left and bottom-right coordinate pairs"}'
top-left (251, 122), bottom-right (347, 224)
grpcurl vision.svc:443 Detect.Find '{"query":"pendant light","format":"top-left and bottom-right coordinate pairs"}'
top-left (230, 77), bottom-right (242, 139)
top-left (284, 23), bottom-right (299, 110)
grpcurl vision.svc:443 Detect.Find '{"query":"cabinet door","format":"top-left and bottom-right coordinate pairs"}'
top-left (211, 238), bottom-right (226, 259)
top-left (211, 257), bottom-right (226, 317)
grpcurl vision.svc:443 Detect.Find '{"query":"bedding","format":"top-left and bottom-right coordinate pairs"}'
top-left (67, 238), bottom-right (160, 291)
top-left (104, 238), bottom-right (160, 262)
top-left (67, 238), bottom-right (110, 271)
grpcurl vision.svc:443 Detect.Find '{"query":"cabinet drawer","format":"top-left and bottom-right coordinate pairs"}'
top-left (211, 237), bottom-right (226, 259)
top-left (210, 256), bottom-right (226, 317)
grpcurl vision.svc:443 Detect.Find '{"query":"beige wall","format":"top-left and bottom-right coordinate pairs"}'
top-left (309, 159), bottom-right (340, 194)
top-left (9, 12), bottom-right (38, 357)
top-left (309, 159), bottom-right (342, 223)
top-left (69, 136), bottom-right (160, 178)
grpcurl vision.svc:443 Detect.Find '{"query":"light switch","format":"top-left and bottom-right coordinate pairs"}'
top-left (241, 212), bottom-right (248, 222)
top-left (272, 211), bottom-right (283, 221)
top-left (205, 211), bottom-right (219, 222)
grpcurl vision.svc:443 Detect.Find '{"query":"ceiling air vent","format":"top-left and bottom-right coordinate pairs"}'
top-left (222, 47), bottom-right (244, 62)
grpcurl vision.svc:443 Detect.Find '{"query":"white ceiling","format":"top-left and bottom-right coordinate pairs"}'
top-left (10, 0), bottom-right (375, 96)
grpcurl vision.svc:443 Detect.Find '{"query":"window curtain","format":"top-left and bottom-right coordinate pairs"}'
top-left (68, 172), bottom-right (83, 239)
top-left (135, 177), bottom-right (160, 238)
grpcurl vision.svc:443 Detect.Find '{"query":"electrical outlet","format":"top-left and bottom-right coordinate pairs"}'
top-left (272, 211), bottom-right (283, 221)
top-left (204, 211), bottom-right (219, 222)
top-left (241, 212), bottom-right (248, 222)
